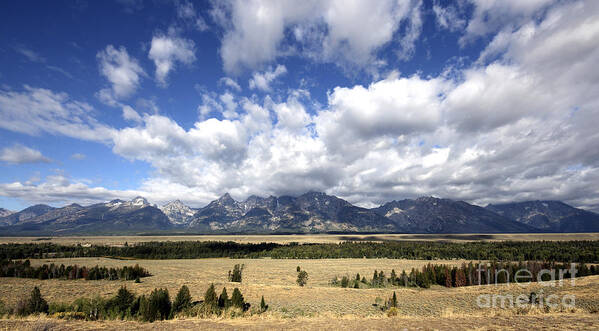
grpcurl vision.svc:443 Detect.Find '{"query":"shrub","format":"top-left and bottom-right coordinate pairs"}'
top-left (341, 276), bottom-right (349, 288)
top-left (297, 270), bottom-right (308, 287)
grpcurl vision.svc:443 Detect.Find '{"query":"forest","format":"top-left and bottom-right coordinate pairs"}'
top-left (0, 259), bottom-right (151, 281)
top-left (1, 240), bottom-right (598, 262)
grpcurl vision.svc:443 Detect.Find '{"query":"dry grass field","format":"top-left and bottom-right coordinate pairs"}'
top-left (2, 235), bottom-right (599, 329)
top-left (2, 232), bottom-right (599, 246)
top-left (1, 256), bottom-right (599, 329)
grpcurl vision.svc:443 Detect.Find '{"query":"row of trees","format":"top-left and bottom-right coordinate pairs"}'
top-left (7, 284), bottom-right (267, 322)
top-left (2, 240), bottom-right (599, 262)
top-left (0, 259), bottom-right (151, 281)
top-left (332, 261), bottom-right (599, 289)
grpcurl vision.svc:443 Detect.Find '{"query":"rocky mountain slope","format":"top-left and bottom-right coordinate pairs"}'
top-left (372, 197), bottom-right (535, 233)
top-left (486, 200), bottom-right (599, 232)
top-left (1, 193), bottom-right (598, 235)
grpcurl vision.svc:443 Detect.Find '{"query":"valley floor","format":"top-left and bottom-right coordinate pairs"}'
top-left (1, 257), bottom-right (599, 329)
top-left (3, 232), bottom-right (599, 246)
top-left (2, 313), bottom-right (599, 330)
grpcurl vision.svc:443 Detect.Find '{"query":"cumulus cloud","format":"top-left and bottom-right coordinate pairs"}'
top-left (0, 144), bottom-right (50, 164)
top-left (122, 105), bottom-right (142, 123)
top-left (0, 86), bottom-right (115, 142)
top-left (214, 0), bottom-right (422, 73)
top-left (97, 45), bottom-right (145, 99)
top-left (248, 65), bottom-right (287, 91)
top-left (432, 1), bottom-right (466, 32)
top-left (461, 0), bottom-right (557, 44)
top-left (148, 34), bottom-right (196, 85)
top-left (219, 77), bottom-right (242, 91)
top-left (0, 174), bottom-right (143, 207)
top-left (2, 0), bottom-right (599, 213)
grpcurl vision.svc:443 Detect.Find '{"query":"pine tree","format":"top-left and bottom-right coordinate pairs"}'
top-left (391, 291), bottom-right (398, 308)
top-left (218, 287), bottom-right (229, 309)
top-left (204, 283), bottom-right (218, 311)
top-left (231, 288), bottom-right (245, 308)
top-left (260, 296), bottom-right (268, 312)
top-left (113, 286), bottom-right (134, 316)
top-left (341, 276), bottom-right (349, 288)
top-left (228, 264), bottom-right (244, 282)
top-left (172, 285), bottom-right (192, 315)
top-left (444, 268), bottom-right (452, 288)
top-left (27, 286), bottom-right (48, 314)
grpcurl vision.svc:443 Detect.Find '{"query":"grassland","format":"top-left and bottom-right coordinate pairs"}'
top-left (1, 235), bottom-right (599, 329)
top-left (2, 232), bottom-right (599, 246)
top-left (1, 257), bottom-right (599, 329)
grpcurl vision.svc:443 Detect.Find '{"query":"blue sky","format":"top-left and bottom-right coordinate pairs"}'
top-left (1, 0), bottom-right (599, 212)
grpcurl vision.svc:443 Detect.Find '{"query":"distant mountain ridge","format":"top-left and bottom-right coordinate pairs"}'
top-left (1, 193), bottom-right (598, 235)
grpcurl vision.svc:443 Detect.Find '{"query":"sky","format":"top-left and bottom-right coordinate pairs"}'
top-left (0, 0), bottom-right (598, 212)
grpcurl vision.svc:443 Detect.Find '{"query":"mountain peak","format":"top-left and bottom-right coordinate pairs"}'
top-left (131, 196), bottom-right (149, 205)
top-left (217, 193), bottom-right (236, 204)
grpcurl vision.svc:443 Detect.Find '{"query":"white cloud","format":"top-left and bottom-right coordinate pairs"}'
top-left (0, 86), bottom-right (115, 142)
top-left (148, 35), bottom-right (196, 85)
top-left (215, 0), bottom-right (422, 73)
top-left (432, 1), bottom-right (466, 32)
top-left (97, 45), bottom-right (145, 99)
top-left (248, 65), bottom-right (287, 91)
top-left (0, 144), bottom-right (50, 164)
top-left (461, 0), bottom-right (557, 44)
top-left (14, 46), bottom-right (46, 63)
top-left (70, 153), bottom-right (86, 160)
top-left (176, 0), bottom-right (208, 31)
top-left (3, 1), bottom-right (599, 213)
top-left (122, 105), bottom-right (142, 122)
top-left (219, 77), bottom-right (242, 91)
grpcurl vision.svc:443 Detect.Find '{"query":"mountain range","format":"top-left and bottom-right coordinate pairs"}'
top-left (1, 192), bottom-right (598, 235)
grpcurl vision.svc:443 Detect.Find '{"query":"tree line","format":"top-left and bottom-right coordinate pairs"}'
top-left (331, 261), bottom-right (599, 289)
top-left (0, 259), bottom-right (150, 281)
top-left (3, 284), bottom-right (267, 322)
top-left (1, 240), bottom-right (599, 262)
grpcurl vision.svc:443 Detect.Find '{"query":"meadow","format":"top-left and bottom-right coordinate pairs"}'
top-left (1, 235), bottom-right (599, 329)
top-left (3, 232), bottom-right (599, 246)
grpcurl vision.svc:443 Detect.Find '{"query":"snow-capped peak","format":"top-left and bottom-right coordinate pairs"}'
top-left (160, 200), bottom-right (195, 225)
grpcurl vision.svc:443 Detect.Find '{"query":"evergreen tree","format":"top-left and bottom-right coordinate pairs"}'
top-left (113, 286), bottom-right (134, 316)
top-left (391, 291), bottom-right (398, 308)
top-left (172, 285), bottom-right (192, 315)
top-left (228, 264), bottom-right (244, 282)
top-left (260, 296), bottom-right (268, 312)
top-left (444, 268), bottom-right (452, 288)
top-left (204, 283), bottom-right (218, 310)
top-left (218, 287), bottom-right (229, 309)
top-left (27, 286), bottom-right (48, 314)
top-left (147, 288), bottom-right (170, 321)
top-left (231, 288), bottom-right (245, 308)
top-left (390, 269), bottom-right (397, 285)
top-left (341, 276), bottom-right (349, 288)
